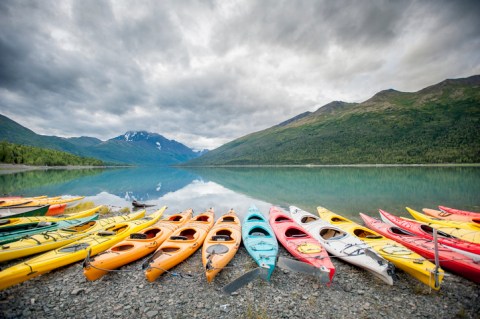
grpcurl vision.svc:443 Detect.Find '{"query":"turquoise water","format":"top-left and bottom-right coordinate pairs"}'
top-left (1, 166), bottom-right (479, 222)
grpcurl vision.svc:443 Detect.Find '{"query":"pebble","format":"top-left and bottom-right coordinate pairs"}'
top-left (0, 231), bottom-right (478, 319)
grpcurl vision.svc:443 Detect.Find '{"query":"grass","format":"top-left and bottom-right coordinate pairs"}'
top-left (244, 303), bottom-right (269, 319)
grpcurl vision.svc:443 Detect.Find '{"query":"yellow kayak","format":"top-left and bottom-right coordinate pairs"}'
top-left (317, 207), bottom-right (444, 290)
top-left (0, 196), bottom-right (62, 207)
top-left (0, 209), bottom-right (163, 291)
top-left (0, 205), bottom-right (103, 228)
top-left (0, 209), bottom-right (145, 262)
top-left (16, 196), bottom-right (85, 207)
top-left (407, 207), bottom-right (480, 231)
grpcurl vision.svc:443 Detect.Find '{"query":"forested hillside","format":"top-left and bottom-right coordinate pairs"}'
top-left (186, 75), bottom-right (480, 165)
top-left (0, 141), bottom-right (105, 166)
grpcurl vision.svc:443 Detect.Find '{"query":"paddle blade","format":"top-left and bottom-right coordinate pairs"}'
top-left (222, 267), bottom-right (268, 294)
top-left (277, 257), bottom-right (330, 284)
top-left (364, 248), bottom-right (387, 265)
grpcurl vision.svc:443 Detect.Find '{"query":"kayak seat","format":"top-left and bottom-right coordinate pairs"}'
top-left (212, 235), bottom-right (231, 241)
top-left (249, 227), bottom-right (269, 237)
top-left (170, 235), bottom-right (189, 240)
top-left (251, 232), bottom-right (266, 236)
top-left (285, 228), bottom-right (307, 238)
top-left (222, 216), bottom-right (236, 222)
top-left (97, 231), bottom-right (116, 237)
top-left (130, 233), bottom-right (148, 239)
top-left (275, 216), bottom-right (291, 223)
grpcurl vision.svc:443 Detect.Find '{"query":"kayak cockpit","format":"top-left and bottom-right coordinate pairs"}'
top-left (353, 228), bottom-right (383, 239)
top-left (285, 227), bottom-right (308, 238)
top-left (249, 227), bottom-right (270, 237)
top-left (320, 228), bottom-right (346, 240)
top-left (301, 216), bottom-right (318, 224)
top-left (274, 216), bottom-right (292, 223)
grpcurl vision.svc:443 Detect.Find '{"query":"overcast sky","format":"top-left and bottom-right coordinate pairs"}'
top-left (1, 0), bottom-right (479, 150)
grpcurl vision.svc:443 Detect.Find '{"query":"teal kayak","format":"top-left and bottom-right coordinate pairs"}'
top-left (242, 205), bottom-right (278, 280)
top-left (0, 214), bottom-right (99, 245)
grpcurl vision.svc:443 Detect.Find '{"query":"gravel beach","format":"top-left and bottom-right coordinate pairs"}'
top-left (0, 210), bottom-right (478, 319)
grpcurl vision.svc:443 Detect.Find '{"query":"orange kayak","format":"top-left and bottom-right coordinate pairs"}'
top-left (145, 208), bottom-right (215, 282)
top-left (83, 207), bottom-right (191, 281)
top-left (202, 209), bottom-right (241, 282)
top-left (423, 208), bottom-right (480, 223)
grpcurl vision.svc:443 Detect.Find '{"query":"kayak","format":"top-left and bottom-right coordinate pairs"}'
top-left (361, 212), bottom-right (480, 284)
top-left (0, 199), bottom-right (34, 207)
top-left (379, 209), bottom-right (480, 260)
top-left (407, 207), bottom-right (480, 231)
top-left (242, 205), bottom-right (278, 281)
top-left (288, 206), bottom-right (394, 285)
top-left (145, 208), bottom-right (215, 282)
top-left (83, 207), bottom-right (189, 281)
top-left (269, 206), bottom-right (335, 284)
top-left (0, 213), bottom-right (100, 245)
top-left (0, 209), bottom-right (145, 263)
top-left (45, 204), bottom-right (67, 216)
top-left (0, 209), bottom-right (163, 291)
top-left (439, 206), bottom-right (480, 217)
top-left (11, 196), bottom-right (85, 207)
top-left (423, 207), bottom-right (480, 223)
top-left (202, 209), bottom-right (241, 282)
top-left (317, 207), bottom-right (441, 289)
top-left (0, 206), bottom-right (101, 228)
top-left (0, 205), bottom-right (50, 218)
top-left (0, 196), bottom-right (61, 207)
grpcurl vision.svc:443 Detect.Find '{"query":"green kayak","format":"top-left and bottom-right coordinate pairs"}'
top-left (0, 214), bottom-right (99, 245)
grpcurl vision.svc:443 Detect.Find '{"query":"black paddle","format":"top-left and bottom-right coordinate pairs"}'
top-left (222, 267), bottom-right (269, 294)
top-left (222, 257), bottom-right (331, 294)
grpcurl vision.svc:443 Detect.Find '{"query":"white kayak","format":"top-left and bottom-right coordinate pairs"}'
top-left (288, 206), bottom-right (394, 285)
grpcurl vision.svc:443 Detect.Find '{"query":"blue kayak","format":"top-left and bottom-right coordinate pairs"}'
top-left (242, 205), bottom-right (278, 280)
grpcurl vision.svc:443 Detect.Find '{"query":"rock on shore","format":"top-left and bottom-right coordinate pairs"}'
top-left (0, 242), bottom-right (478, 319)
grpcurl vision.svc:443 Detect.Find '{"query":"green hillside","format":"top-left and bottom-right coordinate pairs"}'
top-left (0, 141), bottom-right (105, 166)
top-left (186, 75), bottom-right (480, 165)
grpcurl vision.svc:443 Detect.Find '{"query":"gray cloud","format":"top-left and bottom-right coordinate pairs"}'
top-left (0, 0), bottom-right (479, 150)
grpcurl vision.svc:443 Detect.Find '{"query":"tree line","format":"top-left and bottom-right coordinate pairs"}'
top-left (0, 141), bottom-right (105, 166)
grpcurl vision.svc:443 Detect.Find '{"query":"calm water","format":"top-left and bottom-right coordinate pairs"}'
top-left (0, 166), bottom-right (479, 222)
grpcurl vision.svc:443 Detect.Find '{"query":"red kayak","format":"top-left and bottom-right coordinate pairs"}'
top-left (361, 212), bottom-right (480, 283)
top-left (378, 209), bottom-right (480, 260)
top-left (269, 206), bottom-right (335, 284)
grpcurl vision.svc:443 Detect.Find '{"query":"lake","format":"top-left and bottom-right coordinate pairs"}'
top-left (1, 166), bottom-right (479, 222)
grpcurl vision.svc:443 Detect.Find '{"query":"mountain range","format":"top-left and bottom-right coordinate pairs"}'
top-left (2, 75), bottom-right (479, 166)
top-left (0, 115), bottom-right (204, 165)
top-left (185, 75), bottom-right (480, 165)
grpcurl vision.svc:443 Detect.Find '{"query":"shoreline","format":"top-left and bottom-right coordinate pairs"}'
top-left (0, 240), bottom-right (478, 319)
top-left (178, 163), bottom-right (480, 168)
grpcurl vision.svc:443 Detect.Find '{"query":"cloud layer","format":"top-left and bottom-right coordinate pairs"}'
top-left (1, 0), bottom-right (479, 150)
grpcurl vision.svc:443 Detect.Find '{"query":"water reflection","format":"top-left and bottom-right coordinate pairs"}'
top-left (185, 166), bottom-right (480, 220)
top-left (1, 166), bottom-right (478, 222)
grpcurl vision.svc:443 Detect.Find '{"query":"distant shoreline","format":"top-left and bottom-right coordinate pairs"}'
top-left (178, 163), bottom-right (480, 168)
top-left (2, 163), bottom-right (479, 174)
top-left (0, 163), bottom-right (129, 174)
